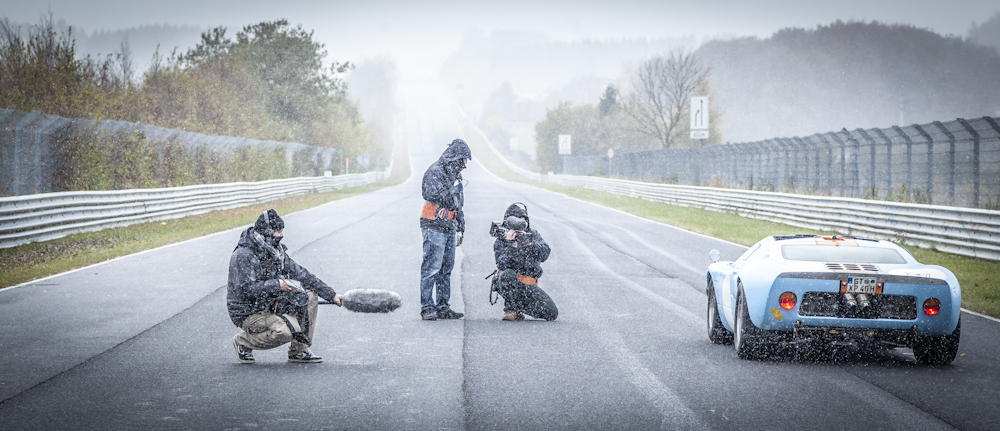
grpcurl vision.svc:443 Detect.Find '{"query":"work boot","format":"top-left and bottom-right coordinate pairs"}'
top-left (502, 310), bottom-right (524, 321)
top-left (288, 350), bottom-right (323, 363)
top-left (437, 308), bottom-right (464, 319)
top-left (421, 309), bottom-right (438, 321)
top-left (233, 336), bottom-right (254, 364)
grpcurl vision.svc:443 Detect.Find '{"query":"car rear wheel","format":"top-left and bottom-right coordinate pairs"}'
top-left (707, 280), bottom-right (733, 345)
top-left (913, 318), bottom-right (961, 365)
top-left (734, 286), bottom-right (764, 360)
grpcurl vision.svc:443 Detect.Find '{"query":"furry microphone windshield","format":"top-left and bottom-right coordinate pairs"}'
top-left (340, 289), bottom-right (402, 313)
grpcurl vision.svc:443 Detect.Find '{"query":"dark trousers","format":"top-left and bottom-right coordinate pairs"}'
top-left (498, 269), bottom-right (558, 321)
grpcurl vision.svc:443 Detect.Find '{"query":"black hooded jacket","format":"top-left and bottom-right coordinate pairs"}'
top-left (420, 139), bottom-right (472, 233)
top-left (493, 203), bottom-right (550, 279)
top-left (226, 227), bottom-right (338, 327)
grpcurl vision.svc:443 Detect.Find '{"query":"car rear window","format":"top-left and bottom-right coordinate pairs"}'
top-left (780, 245), bottom-right (907, 264)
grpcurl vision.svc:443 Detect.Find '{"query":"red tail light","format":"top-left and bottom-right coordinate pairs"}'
top-left (779, 292), bottom-right (797, 310)
top-left (923, 298), bottom-right (941, 315)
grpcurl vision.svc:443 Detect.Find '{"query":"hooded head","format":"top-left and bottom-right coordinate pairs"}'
top-left (440, 139), bottom-right (472, 176)
top-left (503, 202), bottom-right (529, 229)
top-left (254, 209), bottom-right (285, 248)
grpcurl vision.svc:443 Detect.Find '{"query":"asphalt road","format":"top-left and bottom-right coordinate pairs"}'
top-left (1, 83), bottom-right (998, 430)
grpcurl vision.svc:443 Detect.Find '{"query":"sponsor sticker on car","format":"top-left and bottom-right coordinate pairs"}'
top-left (840, 276), bottom-right (883, 294)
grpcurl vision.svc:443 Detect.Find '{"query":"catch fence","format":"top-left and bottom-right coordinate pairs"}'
top-left (0, 108), bottom-right (355, 197)
top-left (563, 117), bottom-right (1000, 210)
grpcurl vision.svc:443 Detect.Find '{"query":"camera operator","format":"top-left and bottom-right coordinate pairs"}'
top-left (491, 203), bottom-right (558, 321)
top-left (227, 209), bottom-right (343, 364)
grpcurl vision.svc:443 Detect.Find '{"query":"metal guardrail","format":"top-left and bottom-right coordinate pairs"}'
top-left (546, 175), bottom-right (1000, 261)
top-left (0, 171), bottom-right (386, 248)
top-left (563, 116), bottom-right (1000, 210)
top-left (466, 126), bottom-right (545, 182)
top-left (470, 119), bottom-right (1000, 261)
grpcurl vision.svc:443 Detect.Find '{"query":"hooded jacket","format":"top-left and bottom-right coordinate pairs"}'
top-left (493, 203), bottom-right (550, 279)
top-left (420, 139), bottom-right (472, 233)
top-left (226, 226), bottom-right (338, 327)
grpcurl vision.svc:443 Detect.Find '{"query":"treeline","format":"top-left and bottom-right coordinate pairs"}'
top-left (969, 11), bottom-right (1000, 55)
top-left (456, 20), bottom-right (1000, 174)
top-left (0, 15), bottom-right (386, 190)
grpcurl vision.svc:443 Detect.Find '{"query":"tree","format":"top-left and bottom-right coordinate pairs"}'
top-left (535, 102), bottom-right (600, 173)
top-left (598, 85), bottom-right (618, 118)
top-left (620, 50), bottom-right (707, 148)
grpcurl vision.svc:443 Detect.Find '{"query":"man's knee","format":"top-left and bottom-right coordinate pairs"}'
top-left (499, 269), bottom-right (519, 284)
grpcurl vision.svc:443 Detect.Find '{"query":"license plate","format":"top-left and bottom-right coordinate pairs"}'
top-left (840, 277), bottom-right (883, 294)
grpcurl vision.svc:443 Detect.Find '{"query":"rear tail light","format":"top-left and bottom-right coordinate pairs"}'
top-left (779, 292), bottom-right (797, 310)
top-left (923, 298), bottom-right (941, 315)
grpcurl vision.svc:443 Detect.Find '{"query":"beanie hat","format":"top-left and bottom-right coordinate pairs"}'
top-left (503, 202), bottom-right (529, 229)
top-left (254, 209), bottom-right (285, 235)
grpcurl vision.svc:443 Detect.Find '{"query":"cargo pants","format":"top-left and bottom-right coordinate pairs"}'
top-left (234, 291), bottom-right (318, 355)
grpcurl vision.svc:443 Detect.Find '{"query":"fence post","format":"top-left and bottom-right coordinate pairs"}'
top-left (872, 128), bottom-right (894, 199)
top-left (891, 125), bottom-right (913, 201)
top-left (932, 121), bottom-right (956, 205)
top-left (956, 118), bottom-right (980, 208)
top-left (804, 136), bottom-right (820, 193)
top-left (827, 132), bottom-right (847, 197)
top-left (911, 124), bottom-right (934, 205)
top-left (857, 129), bottom-right (879, 199)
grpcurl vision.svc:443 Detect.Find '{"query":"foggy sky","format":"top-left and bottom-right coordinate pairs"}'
top-left (4, 0), bottom-right (998, 76)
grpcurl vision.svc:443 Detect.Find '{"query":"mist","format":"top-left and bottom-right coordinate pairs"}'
top-left (4, 0), bottom-right (1000, 153)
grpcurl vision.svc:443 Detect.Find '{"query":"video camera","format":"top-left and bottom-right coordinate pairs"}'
top-left (490, 216), bottom-right (531, 245)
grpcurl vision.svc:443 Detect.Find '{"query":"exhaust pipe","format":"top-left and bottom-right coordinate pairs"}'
top-left (843, 293), bottom-right (857, 307)
top-left (856, 293), bottom-right (871, 308)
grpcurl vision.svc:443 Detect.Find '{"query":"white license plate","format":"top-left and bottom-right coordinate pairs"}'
top-left (842, 277), bottom-right (882, 294)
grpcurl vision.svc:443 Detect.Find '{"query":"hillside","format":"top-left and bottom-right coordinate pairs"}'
top-left (698, 20), bottom-right (1000, 142)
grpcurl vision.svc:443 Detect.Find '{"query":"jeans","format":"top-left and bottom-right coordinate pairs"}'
top-left (420, 228), bottom-right (456, 313)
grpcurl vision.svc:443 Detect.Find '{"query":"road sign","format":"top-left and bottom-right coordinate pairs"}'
top-left (607, 148), bottom-right (614, 159)
top-left (690, 96), bottom-right (709, 130)
top-left (558, 135), bottom-right (572, 155)
top-left (690, 130), bottom-right (709, 139)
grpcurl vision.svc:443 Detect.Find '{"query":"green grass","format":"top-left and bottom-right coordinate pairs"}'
top-left (2, 143), bottom-right (411, 290)
top-left (461, 125), bottom-right (1000, 319)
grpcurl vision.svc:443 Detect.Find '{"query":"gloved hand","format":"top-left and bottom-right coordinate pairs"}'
top-left (456, 232), bottom-right (464, 247)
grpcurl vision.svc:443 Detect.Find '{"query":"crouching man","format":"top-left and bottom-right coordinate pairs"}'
top-left (228, 209), bottom-right (342, 364)
top-left (491, 203), bottom-right (558, 321)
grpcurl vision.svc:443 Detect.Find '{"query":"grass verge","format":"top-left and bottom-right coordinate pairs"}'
top-left (2, 145), bottom-right (411, 290)
top-left (461, 125), bottom-right (1000, 319)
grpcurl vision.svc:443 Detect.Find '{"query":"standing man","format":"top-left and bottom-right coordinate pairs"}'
top-left (419, 139), bottom-right (472, 320)
top-left (228, 209), bottom-right (343, 363)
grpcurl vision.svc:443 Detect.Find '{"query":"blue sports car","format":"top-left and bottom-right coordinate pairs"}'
top-left (706, 235), bottom-right (961, 364)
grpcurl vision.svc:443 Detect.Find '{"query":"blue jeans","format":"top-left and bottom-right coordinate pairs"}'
top-left (420, 228), bottom-right (456, 313)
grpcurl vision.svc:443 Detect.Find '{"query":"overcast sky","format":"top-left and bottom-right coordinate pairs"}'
top-left (4, 0), bottom-right (999, 75)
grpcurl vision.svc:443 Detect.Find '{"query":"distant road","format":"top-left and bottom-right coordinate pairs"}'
top-left (0, 80), bottom-right (997, 430)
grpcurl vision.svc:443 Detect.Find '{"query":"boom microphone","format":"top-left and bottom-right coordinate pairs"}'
top-left (338, 289), bottom-right (402, 313)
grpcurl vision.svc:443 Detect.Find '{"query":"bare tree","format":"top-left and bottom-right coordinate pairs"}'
top-left (621, 50), bottom-right (707, 148)
top-left (116, 36), bottom-right (134, 85)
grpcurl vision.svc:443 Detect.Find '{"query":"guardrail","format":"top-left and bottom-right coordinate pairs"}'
top-left (469, 123), bottom-right (1000, 261)
top-left (546, 175), bottom-right (1000, 261)
top-left (0, 171), bottom-right (387, 248)
top-left (466, 126), bottom-right (545, 182)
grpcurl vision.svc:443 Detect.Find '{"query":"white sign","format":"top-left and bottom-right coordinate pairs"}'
top-left (558, 135), bottom-right (572, 155)
top-left (607, 148), bottom-right (614, 159)
top-left (509, 137), bottom-right (518, 151)
top-left (690, 130), bottom-right (709, 139)
top-left (690, 96), bottom-right (709, 130)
